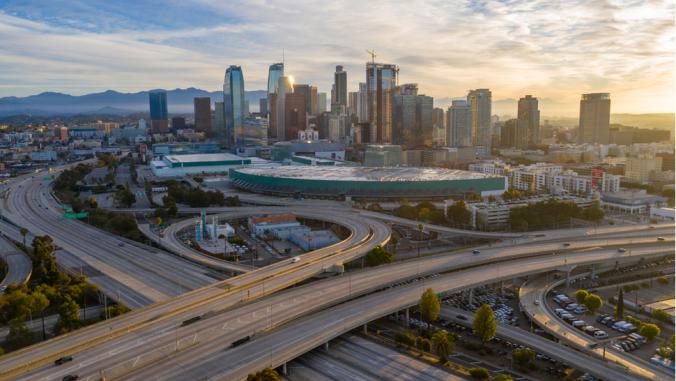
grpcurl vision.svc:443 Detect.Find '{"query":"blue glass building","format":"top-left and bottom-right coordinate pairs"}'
top-left (223, 66), bottom-right (246, 148)
top-left (267, 63), bottom-right (284, 116)
top-left (148, 91), bottom-right (168, 120)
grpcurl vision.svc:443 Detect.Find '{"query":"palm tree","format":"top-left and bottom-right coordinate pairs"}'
top-left (431, 329), bottom-right (455, 364)
top-left (20, 227), bottom-right (28, 247)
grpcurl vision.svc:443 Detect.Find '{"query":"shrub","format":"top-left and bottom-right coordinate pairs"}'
top-left (469, 367), bottom-right (490, 380)
top-left (395, 331), bottom-right (416, 347)
top-left (657, 277), bottom-right (669, 285)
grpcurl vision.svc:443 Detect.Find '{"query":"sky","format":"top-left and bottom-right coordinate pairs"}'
top-left (0, 0), bottom-right (674, 116)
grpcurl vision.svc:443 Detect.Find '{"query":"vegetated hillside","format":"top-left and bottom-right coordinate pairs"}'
top-left (610, 113), bottom-right (675, 131)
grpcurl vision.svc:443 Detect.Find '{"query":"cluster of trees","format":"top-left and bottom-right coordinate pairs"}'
top-left (574, 289), bottom-right (603, 314)
top-left (87, 208), bottom-right (141, 241)
top-left (363, 246), bottom-right (393, 267)
top-left (114, 185), bottom-right (136, 208)
top-left (166, 181), bottom-right (241, 208)
top-left (392, 200), bottom-right (471, 227)
top-left (0, 235), bottom-right (103, 351)
top-left (246, 368), bottom-right (282, 381)
top-left (53, 164), bottom-right (92, 194)
top-left (511, 347), bottom-right (536, 370)
top-left (657, 335), bottom-right (675, 360)
top-left (510, 200), bottom-right (604, 231)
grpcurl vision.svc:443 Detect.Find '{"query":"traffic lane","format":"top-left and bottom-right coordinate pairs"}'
top-left (127, 245), bottom-right (671, 381)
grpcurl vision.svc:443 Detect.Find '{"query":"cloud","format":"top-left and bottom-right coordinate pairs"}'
top-left (0, 0), bottom-right (673, 115)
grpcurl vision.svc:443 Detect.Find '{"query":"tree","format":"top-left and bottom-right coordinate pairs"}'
top-left (114, 186), bottom-right (136, 208)
top-left (364, 246), bottom-right (393, 267)
top-left (155, 216), bottom-right (163, 227)
top-left (20, 227), bottom-right (28, 247)
top-left (415, 336), bottom-right (431, 352)
top-left (582, 202), bottom-right (604, 222)
top-left (246, 368), bottom-right (282, 381)
top-left (5, 319), bottom-right (33, 348)
top-left (491, 375), bottom-right (513, 381)
top-left (419, 288), bottom-right (441, 322)
top-left (575, 289), bottom-right (589, 304)
top-left (473, 304), bottom-right (497, 345)
top-left (468, 367), bottom-right (490, 380)
top-left (447, 201), bottom-right (471, 226)
top-left (512, 348), bottom-right (535, 367)
top-left (30, 292), bottom-right (50, 340)
top-left (55, 296), bottom-right (80, 334)
top-left (640, 324), bottom-right (661, 341)
top-left (395, 331), bottom-right (416, 348)
top-left (390, 235), bottom-right (398, 253)
top-left (616, 288), bottom-right (625, 319)
top-left (431, 329), bottom-right (455, 363)
top-left (583, 294), bottom-right (603, 314)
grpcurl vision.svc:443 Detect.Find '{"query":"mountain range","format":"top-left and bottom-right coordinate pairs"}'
top-left (0, 88), bottom-right (267, 116)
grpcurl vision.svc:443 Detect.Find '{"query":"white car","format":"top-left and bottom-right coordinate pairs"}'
top-left (594, 330), bottom-right (608, 339)
top-left (291, 256), bottom-right (300, 263)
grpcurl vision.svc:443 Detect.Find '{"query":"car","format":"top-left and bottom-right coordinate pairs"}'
top-left (594, 330), bottom-right (608, 339)
top-left (583, 326), bottom-right (598, 335)
top-left (534, 299), bottom-right (540, 306)
top-left (629, 333), bottom-right (647, 344)
top-left (574, 306), bottom-right (588, 314)
top-left (565, 303), bottom-right (578, 311)
top-left (563, 243), bottom-right (571, 247)
top-left (62, 376), bottom-right (79, 381)
top-left (572, 320), bottom-right (585, 328)
top-left (54, 356), bottom-right (73, 365)
top-left (555, 308), bottom-right (566, 315)
top-left (657, 237), bottom-right (665, 241)
top-left (456, 314), bottom-right (468, 321)
top-left (596, 314), bottom-right (609, 323)
top-left (617, 248), bottom-right (627, 253)
top-left (291, 256), bottom-right (300, 263)
top-left (472, 249), bottom-right (481, 254)
top-left (118, 242), bottom-right (125, 247)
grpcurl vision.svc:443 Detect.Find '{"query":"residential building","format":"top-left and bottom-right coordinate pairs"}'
top-left (625, 155), bottom-right (663, 183)
top-left (446, 100), bottom-right (472, 147)
top-left (193, 97), bottom-right (212, 134)
top-left (149, 91), bottom-right (169, 133)
top-left (517, 95), bottom-right (540, 146)
top-left (578, 93), bottom-right (610, 144)
top-left (366, 62), bottom-right (399, 143)
top-left (467, 89), bottom-right (492, 147)
top-left (500, 119), bottom-right (518, 148)
top-left (223, 65), bottom-right (246, 147)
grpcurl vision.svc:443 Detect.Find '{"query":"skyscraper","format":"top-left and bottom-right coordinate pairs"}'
top-left (517, 95), bottom-right (540, 147)
top-left (223, 65), bottom-right (246, 148)
top-left (267, 63), bottom-right (284, 117)
top-left (578, 93), bottom-right (610, 144)
top-left (293, 84), bottom-right (312, 117)
top-left (348, 91), bottom-right (358, 117)
top-left (333, 65), bottom-right (347, 107)
top-left (148, 91), bottom-right (168, 133)
top-left (317, 92), bottom-right (327, 113)
top-left (500, 119), bottom-right (518, 148)
top-left (310, 86), bottom-right (318, 115)
top-left (366, 62), bottom-right (399, 143)
top-left (392, 84), bottom-right (433, 149)
top-left (275, 76), bottom-right (294, 140)
top-left (357, 82), bottom-right (368, 122)
top-left (467, 89), bottom-right (492, 147)
top-left (446, 100), bottom-right (472, 147)
top-left (214, 102), bottom-right (225, 136)
top-left (193, 97), bottom-right (212, 134)
top-left (284, 93), bottom-right (306, 140)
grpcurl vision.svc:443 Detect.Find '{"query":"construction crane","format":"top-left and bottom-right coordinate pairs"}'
top-left (366, 49), bottom-right (376, 65)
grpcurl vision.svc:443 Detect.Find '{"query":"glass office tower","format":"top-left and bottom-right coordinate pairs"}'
top-left (148, 91), bottom-right (168, 133)
top-left (224, 65), bottom-right (246, 148)
top-left (267, 63), bottom-right (284, 117)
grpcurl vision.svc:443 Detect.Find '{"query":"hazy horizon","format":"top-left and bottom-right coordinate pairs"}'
top-left (0, 0), bottom-right (674, 116)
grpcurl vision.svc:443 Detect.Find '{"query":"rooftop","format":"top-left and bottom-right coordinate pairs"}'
top-left (234, 166), bottom-right (502, 182)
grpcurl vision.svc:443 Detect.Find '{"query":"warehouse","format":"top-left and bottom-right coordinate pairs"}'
top-left (230, 166), bottom-right (507, 200)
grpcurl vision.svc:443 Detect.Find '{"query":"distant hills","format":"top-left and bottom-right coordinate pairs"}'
top-left (0, 88), bottom-right (267, 116)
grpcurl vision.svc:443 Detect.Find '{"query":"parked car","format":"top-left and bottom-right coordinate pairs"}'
top-left (574, 306), bottom-right (587, 314)
top-left (583, 326), bottom-right (598, 335)
top-left (594, 330), bottom-right (608, 339)
top-left (629, 333), bottom-right (647, 345)
top-left (565, 303), bottom-right (578, 311)
top-left (572, 320), bottom-right (586, 328)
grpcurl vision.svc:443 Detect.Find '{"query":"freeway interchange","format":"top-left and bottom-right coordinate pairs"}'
top-left (0, 165), bottom-right (673, 381)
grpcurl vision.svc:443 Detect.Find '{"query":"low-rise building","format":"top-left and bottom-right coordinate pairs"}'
top-left (248, 214), bottom-right (301, 239)
top-left (650, 207), bottom-right (675, 222)
top-left (289, 229), bottom-right (340, 251)
top-left (601, 190), bottom-right (668, 214)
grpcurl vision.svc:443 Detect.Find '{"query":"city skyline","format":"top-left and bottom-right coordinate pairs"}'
top-left (0, 1), bottom-right (673, 116)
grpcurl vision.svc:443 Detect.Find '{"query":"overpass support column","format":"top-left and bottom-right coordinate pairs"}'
top-left (566, 270), bottom-right (571, 288)
top-left (468, 288), bottom-right (474, 305)
top-left (405, 308), bottom-right (410, 327)
top-left (324, 342), bottom-right (329, 352)
top-left (590, 264), bottom-right (597, 277)
top-left (282, 362), bottom-right (287, 375)
top-left (363, 324), bottom-right (368, 334)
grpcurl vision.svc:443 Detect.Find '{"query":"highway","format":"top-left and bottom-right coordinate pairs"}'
top-left (440, 306), bottom-right (637, 381)
top-left (123, 244), bottom-right (671, 381)
top-left (520, 274), bottom-right (673, 381)
top-left (0, 234), bottom-right (32, 290)
top-left (5, 227), bottom-right (671, 380)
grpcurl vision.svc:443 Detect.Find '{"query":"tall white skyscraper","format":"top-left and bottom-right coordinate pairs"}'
top-left (446, 100), bottom-right (472, 147)
top-left (467, 89), bottom-right (492, 147)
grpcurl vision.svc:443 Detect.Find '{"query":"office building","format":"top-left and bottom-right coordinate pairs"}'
top-left (433, 108), bottom-right (444, 129)
top-left (171, 116), bottom-right (185, 130)
top-left (193, 97), bottom-right (212, 134)
top-left (223, 65), bottom-right (246, 147)
top-left (357, 82), bottom-right (368, 122)
top-left (446, 100), bottom-right (472, 147)
top-left (578, 93), bottom-right (610, 144)
top-left (517, 95), bottom-right (539, 146)
top-left (467, 89), bottom-right (492, 147)
top-left (267, 63), bottom-right (284, 117)
top-left (213, 102), bottom-right (225, 136)
top-left (625, 155), bottom-right (663, 183)
top-left (236, 117), bottom-right (268, 147)
top-left (333, 65), bottom-right (347, 107)
top-left (284, 93), bottom-right (306, 141)
top-left (366, 62), bottom-right (399, 143)
top-left (348, 91), bottom-right (359, 117)
top-left (259, 98), bottom-right (267, 116)
top-left (317, 92), bottom-right (327, 113)
top-left (309, 86), bottom-right (318, 115)
top-left (149, 91), bottom-right (169, 133)
top-left (275, 76), bottom-right (294, 140)
top-left (293, 84), bottom-right (313, 118)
